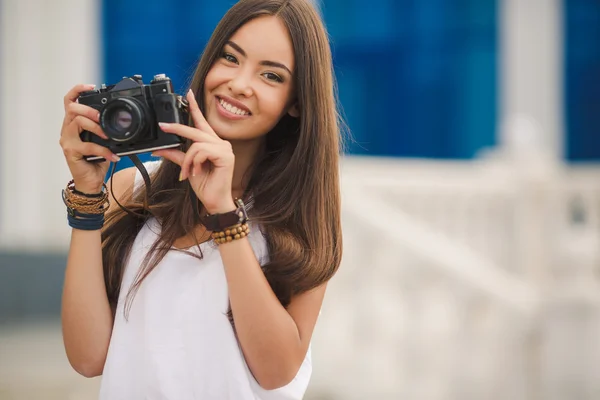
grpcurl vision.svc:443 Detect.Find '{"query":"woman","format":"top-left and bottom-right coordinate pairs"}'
top-left (59, 0), bottom-right (342, 398)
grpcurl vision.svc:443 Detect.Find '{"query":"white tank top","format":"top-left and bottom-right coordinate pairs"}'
top-left (99, 161), bottom-right (312, 400)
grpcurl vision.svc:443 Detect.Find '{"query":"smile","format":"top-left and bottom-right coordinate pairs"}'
top-left (216, 97), bottom-right (251, 120)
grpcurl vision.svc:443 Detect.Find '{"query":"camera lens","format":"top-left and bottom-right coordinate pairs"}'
top-left (100, 98), bottom-right (148, 142)
top-left (112, 110), bottom-right (133, 131)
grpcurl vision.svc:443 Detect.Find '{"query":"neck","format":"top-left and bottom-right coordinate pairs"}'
top-left (229, 137), bottom-right (265, 198)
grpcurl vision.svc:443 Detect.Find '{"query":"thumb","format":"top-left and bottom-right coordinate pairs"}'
top-left (152, 149), bottom-right (185, 166)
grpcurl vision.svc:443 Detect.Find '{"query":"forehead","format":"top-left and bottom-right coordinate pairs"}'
top-left (229, 16), bottom-right (295, 71)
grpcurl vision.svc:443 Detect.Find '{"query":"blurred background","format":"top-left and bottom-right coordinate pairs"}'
top-left (1, 0), bottom-right (600, 399)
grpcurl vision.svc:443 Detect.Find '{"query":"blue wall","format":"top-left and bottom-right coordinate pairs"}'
top-left (322, 0), bottom-right (497, 159)
top-left (102, 0), bottom-right (498, 168)
top-left (564, 0), bottom-right (600, 161)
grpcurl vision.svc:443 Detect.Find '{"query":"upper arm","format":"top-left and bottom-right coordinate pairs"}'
top-left (286, 283), bottom-right (328, 355)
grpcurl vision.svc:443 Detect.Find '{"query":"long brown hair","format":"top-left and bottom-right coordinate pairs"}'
top-left (102, 0), bottom-right (343, 317)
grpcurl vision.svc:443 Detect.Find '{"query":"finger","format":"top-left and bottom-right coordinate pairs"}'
top-left (62, 140), bottom-right (119, 163)
top-left (152, 149), bottom-right (185, 167)
top-left (64, 83), bottom-right (96, 110)
top-left (181, 143), bottom-right (219, 180)
top-left (187, 89), bottom-right (215, 135)
top-left (158, 122), bottom-right (217, 143)
top-left (65, 102), bottom-right (100, 126)
top-left (67, 115), bottom-right (109, 140)
top-left (79, 142), bottom-right (121, 162)
top-left (192, 151), bottom-right (211, 178)
top-left (180, 145), bottom-right (205, 180)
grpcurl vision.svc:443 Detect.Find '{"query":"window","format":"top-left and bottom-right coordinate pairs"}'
top-left (564, 0), bottom-right (600, 161)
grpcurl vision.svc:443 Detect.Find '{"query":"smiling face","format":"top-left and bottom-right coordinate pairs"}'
top-left (203, 16), bottom-right (299, 143)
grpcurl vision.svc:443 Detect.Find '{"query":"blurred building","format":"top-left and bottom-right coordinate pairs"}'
top-left (1, 0), bottom-right (600, 399)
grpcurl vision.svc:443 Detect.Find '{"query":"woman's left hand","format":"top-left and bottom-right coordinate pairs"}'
top-left (153, 90), bottom-right (236, 215)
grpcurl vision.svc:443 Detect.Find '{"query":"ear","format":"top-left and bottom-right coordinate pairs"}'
top-left (287, 102), bottom-right (300, 118)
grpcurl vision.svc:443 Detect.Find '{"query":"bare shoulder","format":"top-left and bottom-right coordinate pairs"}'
top-left (106, 167), bottom-right (137, 214)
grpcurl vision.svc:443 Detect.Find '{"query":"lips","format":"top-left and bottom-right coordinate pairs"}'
top-left (216, 95), bottom-right (252, 115)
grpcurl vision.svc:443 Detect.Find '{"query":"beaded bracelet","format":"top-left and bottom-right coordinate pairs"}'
top-left (211, 223), bottom-right (250, 245)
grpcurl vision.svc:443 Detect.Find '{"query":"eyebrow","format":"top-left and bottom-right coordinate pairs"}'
top-left (225, 40), bottom-right (293, 76)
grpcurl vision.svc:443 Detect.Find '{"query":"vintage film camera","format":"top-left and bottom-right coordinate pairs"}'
top-left (78, 74), bottom-right (188, 161)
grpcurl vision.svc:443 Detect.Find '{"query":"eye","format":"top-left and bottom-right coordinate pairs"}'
top-left (262, 72), bottom-right (283, 83)
top-left (222, 52), bottom-right (238, 64)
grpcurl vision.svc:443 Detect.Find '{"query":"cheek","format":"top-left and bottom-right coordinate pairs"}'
top-left (204, 63), bottom-right (232, 93)
top-left (204, 68), bottom-right (219, 94)
top-left (203, 70), bottom-right (224, 112)
top-left (252, 97), bottom-right (291, 134)
top-left (259, 91), bottom-right (291, 119)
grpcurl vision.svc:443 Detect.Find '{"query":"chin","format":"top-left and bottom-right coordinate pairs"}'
top-left (210, 126), bottom-right (244, 142)
top-left (213, 130), bottom-right (235, 140)
top-left (210, 122), bottom-right (263, 143)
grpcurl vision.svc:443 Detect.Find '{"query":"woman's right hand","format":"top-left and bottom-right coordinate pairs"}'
top-left (59, 84), bottom-right (121, 194)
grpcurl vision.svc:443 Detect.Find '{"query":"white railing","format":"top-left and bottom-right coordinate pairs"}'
top-left (307, 155), bottom-right (600, 400)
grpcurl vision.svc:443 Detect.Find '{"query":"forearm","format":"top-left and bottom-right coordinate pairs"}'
top-left (61, 228), bottom-right (113, 377)
top-left (219, 238), bottom-right (303, 389)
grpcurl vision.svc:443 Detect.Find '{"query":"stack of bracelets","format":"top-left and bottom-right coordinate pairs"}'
top-left (211, 223), bottom-right (250, 245)
top-left (62, 178), bottom-right (249, 243)
top-left (62, 180), bottom-right (110, 231)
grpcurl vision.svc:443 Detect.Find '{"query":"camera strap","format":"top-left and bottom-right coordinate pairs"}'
top-left (130, 155), bottom-right (203, 224)
top-left (128, 154), bottom-right (152, 196)
top-left (108, 154), bottom-right (152, 219)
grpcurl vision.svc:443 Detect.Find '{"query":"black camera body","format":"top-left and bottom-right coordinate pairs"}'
top-left (78, 74), bottom-right (188, 161)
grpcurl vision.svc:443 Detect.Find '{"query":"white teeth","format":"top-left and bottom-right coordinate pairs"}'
top-left (219, 98), bottom-right (249, 116)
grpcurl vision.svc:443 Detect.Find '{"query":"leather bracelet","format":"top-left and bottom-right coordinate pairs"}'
top-left (72, 187), bottom-right (104, 198)
top-left (202, 198), bottom-right (248, 232)
top-left (67, 213), bottom-right (105, 231)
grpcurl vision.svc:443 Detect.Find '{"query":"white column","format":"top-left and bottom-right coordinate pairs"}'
top-left (0, 0), bottom-right (101, 251)
top-left (499, 0), bottom-right (564, 159)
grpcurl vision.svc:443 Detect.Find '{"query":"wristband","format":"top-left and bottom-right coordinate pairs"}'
top-left (67, 212), bottom-right (105, 231)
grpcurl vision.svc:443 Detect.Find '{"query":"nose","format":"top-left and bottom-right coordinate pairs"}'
top-left (227, 72), bottom-right (253, 98)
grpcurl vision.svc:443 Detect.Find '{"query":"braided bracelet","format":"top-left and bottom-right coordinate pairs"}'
top-left (211, 223), bottom-right (250, 245)
top-left (63, 181), bottom-right (109, 211)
